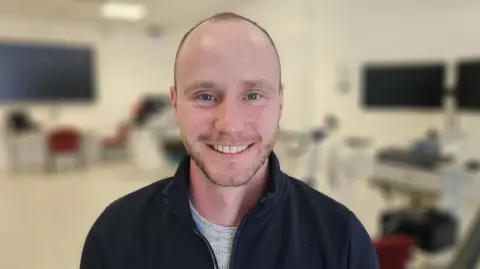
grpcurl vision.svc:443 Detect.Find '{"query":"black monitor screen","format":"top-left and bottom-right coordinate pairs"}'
top-left (0, 42), bottom-right (95, 103)
top-left (457, 61), bottom-right (480, 110)
top-left (362, 63), bottom-right (445, 109)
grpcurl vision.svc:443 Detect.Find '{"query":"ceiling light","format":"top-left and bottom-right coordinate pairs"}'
top-left (100, 2), bottom-right (147, 22)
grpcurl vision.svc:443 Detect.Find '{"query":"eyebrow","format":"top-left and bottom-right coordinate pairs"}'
top-left (183, 80), bottom-right (219, 96)
top-left (244, 79), bottom-right (276, 93)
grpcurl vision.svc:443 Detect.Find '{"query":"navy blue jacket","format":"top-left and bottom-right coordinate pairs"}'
top-left (80, 153), bottom-right (379, 269)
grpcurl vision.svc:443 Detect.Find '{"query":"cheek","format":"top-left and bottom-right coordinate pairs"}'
top-left (177, 104), bottom-right (212, 132)
top-left (245, 106), bottom-right (280, 132)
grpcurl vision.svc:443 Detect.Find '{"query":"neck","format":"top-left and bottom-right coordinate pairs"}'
top-left (189, 160), bottom-right (269, 227)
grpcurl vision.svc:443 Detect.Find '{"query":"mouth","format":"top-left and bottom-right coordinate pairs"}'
top-left (207, 143), bottom-right (255, 154)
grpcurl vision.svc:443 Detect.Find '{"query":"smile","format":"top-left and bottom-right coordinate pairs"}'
top-left (209, 144), bottom-right (253, 154)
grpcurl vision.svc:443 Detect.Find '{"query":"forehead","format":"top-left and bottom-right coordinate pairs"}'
top-left (175, 20), bottom-right (280, 89)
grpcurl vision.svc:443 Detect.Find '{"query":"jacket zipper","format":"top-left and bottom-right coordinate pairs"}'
top-left (229, 198), bottom-right (265, 269)
top-left (194, 228), bottom-right (219, 269)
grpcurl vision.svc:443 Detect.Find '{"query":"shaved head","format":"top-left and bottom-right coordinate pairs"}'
top-left (174, 12), bottom-right (281, 89)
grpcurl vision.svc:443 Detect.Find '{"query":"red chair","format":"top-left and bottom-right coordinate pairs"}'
top-left (374, 235), bottom-right (415, 269)
top-left (100, 123), bottom-right (130, 160)
top-left (45, 127), bottom-right (85, 172)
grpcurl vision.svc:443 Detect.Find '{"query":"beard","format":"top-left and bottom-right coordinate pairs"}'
top-left (180, 127), bottom-right (279, 188)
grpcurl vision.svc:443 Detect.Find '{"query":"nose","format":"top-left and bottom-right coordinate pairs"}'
top-left (214, 99), bottom-right (245, 134)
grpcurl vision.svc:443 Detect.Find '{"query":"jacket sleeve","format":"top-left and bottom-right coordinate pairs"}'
top-left (347, 212), bottom-right (380, 269)
top-left (80, 223), bottom-right (108, 269)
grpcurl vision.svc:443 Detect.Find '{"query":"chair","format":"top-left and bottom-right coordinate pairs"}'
top-left (374, 235), bottom-right (415, 269)
top-left (100, 123), bottom-right (130, 160)
top-left (45, 127), bottom-right (84, 172)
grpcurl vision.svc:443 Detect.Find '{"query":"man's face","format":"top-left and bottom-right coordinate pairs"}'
top-left (171, 20), bottom-right (283, 187)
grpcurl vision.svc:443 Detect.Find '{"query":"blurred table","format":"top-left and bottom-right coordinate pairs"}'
top-left (1, 127), bottom-right (99, 174)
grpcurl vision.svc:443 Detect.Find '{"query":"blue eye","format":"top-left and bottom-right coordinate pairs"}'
top-left (199, 94), bottom-right (214, 101)
top-left (247, 93), bottom-right (260, 100)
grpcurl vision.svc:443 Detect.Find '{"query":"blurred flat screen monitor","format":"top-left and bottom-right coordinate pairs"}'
top-left (362, 63), bottom-right (445, 109)
top-left (0, 42), bottom-right (95, 103)
top-left (456, 60), bottom-right (480, 110)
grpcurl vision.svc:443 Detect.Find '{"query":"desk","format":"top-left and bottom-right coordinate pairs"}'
top-left (1, 128), bottom-right (99, 174)
top-left (369, 146), bottom-right (480, 212)
top-left (6, 131), bottom-right (45, 172)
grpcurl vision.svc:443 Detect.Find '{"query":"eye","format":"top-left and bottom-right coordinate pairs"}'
top-left (198, 94), bottom-right (215, 101)
top-left (246, 93), bottom-right (260, 100)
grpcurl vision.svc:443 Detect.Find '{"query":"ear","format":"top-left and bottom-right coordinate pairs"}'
top-left (170, 86), bottom-right (179, 123)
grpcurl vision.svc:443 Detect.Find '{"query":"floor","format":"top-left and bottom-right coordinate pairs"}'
top-left (0, 160), bottom-right (175, 269)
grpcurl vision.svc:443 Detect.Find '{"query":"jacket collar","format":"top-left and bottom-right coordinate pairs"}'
top-left (163, 151), bottom-right (288, 225)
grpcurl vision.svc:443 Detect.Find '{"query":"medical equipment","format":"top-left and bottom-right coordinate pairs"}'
top-left (370, 130), bottom-right (480, 268)
top-left (277, 114), bottom-right (339, 187)
top-left (327, 136), bottom-right (372, 189)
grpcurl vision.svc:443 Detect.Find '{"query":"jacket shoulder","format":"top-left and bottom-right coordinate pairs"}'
top-left (81, 177), bottom-right (174, 268)
top-left (287, 175), bottom-right (352, 222)
top-left (90, 177), bottom-right (173, 233)
top-left (285, 176), bottom-right (353, 250)
top-left (109, 178), bottom-right (172, 211)
top-left (285, 176), bottom-right (378, 268)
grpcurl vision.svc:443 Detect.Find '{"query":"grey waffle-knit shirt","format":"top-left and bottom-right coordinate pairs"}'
top-left (190, 201), bottom-right (238, 269)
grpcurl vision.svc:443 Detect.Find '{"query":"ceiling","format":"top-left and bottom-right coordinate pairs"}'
top-left (1, 0), bottom-right (478, 29)
top-left (0, 0), bottom-right (247, 28)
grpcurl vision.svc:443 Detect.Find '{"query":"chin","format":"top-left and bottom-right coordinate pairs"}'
top-left (202, 159), bottom-right (268, 188)
top-left (207, 173), bottom-right (252, 187)
top-left (200, 163), bottom-right (246, 186)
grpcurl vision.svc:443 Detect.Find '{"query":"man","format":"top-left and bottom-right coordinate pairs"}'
top-left (80, 12), bottom-right (379, 269)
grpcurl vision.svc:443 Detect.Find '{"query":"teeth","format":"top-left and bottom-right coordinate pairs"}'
top-left (212, 145), bottom-right (249, 154)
